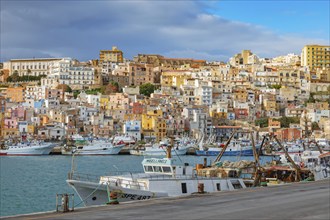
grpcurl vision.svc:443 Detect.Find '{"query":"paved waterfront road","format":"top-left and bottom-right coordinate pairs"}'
top-left (6, 180), bottom-right (330, 220)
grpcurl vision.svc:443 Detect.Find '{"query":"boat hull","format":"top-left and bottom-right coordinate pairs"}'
top-left (73, 147), bottom-right (123, 155)
top-left (67, 180), bottom-right (166, 206)
top-left (130, 148), bottom-right (188, 156)
top-left (67, 176), bottom-right (246, 207)
top-left (0, 143), bottom-right (56, 156)
top-left (195, 149), bottom-right (254, 156)
top-left (63, 145), bottom-right (124, 155)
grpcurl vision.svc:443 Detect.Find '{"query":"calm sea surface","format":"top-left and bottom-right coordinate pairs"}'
top-left (0, 155), bottom-right (274, 217)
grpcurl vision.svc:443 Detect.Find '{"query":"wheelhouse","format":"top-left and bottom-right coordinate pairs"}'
top-left (142, 158), bottom-right (176, 175)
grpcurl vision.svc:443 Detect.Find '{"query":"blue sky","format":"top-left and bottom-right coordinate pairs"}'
top-left (209, 1), bottom-right (329, 39)
top-left (0, 0), bottom-right (329, 62)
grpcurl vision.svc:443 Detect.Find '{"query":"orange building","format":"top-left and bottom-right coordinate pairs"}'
top-left (275, 128), bottom-right (301, 141)
top-left (6, 87), bottom-right (25, 103)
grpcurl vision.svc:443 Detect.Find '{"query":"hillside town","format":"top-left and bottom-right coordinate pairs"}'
top-left (0, 45), bottom-right (329, 145)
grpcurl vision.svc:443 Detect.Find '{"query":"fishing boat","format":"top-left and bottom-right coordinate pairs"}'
top-left (67, 145), bottom-right (246, 206)
top-left (112, 135), bottom-right (136, 145)
top-left (62, 139), bottom-right (125, 155)
top-left (0, 141), bottom-right (57, 156)
top-left (263, 141), bottom-right (306, 156)
top-left (196, 139), bottom-right (257, 156)
top-left (312, 152), bottom-right (330, 181)
top-left (129, 138), bottom-right (195, 156)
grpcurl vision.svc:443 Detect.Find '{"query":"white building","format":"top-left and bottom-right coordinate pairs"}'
top-left (196, 85), bottom-right (212, 106)
top-left (44, 98), bottom-right (60, 109)
top-left (25, 85), bottom-right (47, 100)
top-left (4, 58), bottom-right (62, 76)
top-left (42, 58), bottom-right (95, 90)
top-left (48, 125), bottom-right (66, 140)
top-left (86, 94), bottom-right (100, 108)
top-left (101, 61), bottom-right (117, 74)
top-left (79, 106), bottom-right (99, 124)
top-left (18, 121), bottom-right (28, 133)
top-left (124, 120), bottom-right (141, 141)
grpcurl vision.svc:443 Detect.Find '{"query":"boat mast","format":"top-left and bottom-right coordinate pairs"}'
top-left (213, 131), bottom-right (236, 164)
top-left (272, 134), bottom-right (301, 181)
top-left (166, 136), bottom-right (174, 159)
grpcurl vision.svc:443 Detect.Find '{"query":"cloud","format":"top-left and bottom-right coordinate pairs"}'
top-left (0, 1), bottom-right (328, 62)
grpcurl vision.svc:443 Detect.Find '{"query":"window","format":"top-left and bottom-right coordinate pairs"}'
top-left (153, 166), bottom-right (162, 172)
top-left (216, 183), bottom-right (221, 191)
top-left (181, 183), bottom-right (187, 193)
top-left (144, 166), bottom-right (153, 172)
top-left (162, 167), bottom-right (171, 173)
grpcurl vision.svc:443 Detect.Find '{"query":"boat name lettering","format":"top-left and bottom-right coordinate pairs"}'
top-left (145, 159), bottom-right (168, 164)
top-left (121, 194), bottom-right (151, 200)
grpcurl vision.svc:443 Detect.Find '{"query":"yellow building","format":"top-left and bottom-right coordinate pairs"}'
top-left (233, 89), bottom-right (248, 102)
top-left (160, 71), bottom-right (190, 88)
top-left (263, 99), bottom-right (277, 112)
top-left (2, 128), bottom-right (20, 139)
top-left (6, 87), bottom-right (25, 103)
top-left (99, 46), bottom-right (123, 63)
top-left (28, 125), bottom-right (35, 135)
top-left (100, 95), bottom-right (110, 110)
top-left (142, 110), bottom-right (166, 141)
top-left (242, 50), bottom-right (252, 65)
top-left (301, 45), bottom-right (330, 70)
top-left (307, 102), bottom-right (329, 110)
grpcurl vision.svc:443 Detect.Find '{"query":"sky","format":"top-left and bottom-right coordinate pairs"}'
top-left (0, 0), bottom-right (329, 62)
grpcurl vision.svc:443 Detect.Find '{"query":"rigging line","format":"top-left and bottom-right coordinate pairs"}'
top-left (174, 147), bottom-right (183, 163)
top-left (74, 182), bottom-right (105, 208)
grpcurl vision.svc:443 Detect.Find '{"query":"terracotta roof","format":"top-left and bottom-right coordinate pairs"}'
top-left (319, 152), bottom-right (330, 158)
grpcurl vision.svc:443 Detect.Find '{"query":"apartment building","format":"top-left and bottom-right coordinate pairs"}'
top-left (301, 45), bottom-right (330, 69)
top-left (99, 46), bottom-right (123, 64)
top-left (42, 58), bottom-right (95, 90)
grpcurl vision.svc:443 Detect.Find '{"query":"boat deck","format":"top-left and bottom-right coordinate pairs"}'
top-left (5, 180), bottom-right (330, 219)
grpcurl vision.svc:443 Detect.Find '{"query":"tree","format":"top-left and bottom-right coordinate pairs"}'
top-left (7, 70), bottom-right (19, 82)
top-left (306, 93), bottom-right (316, 103)
top-left (140, 83), bottom-right (155, 97)
top-left (270, 84), bottom-right (282, 90)
top-left (274, 117), bottom-right (300, 128)
top-left (102, 81), bottom-right (120, 94)
top-left (56, 84), bottom-right (73, 93)
top-left (312, 122), bottom-right (320, 131)
top-left (255, 117), bottom-right (269, 128)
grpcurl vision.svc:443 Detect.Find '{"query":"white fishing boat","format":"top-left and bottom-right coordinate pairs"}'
top-left (196, 139), bottom-right (258, 156)
top-left (63, 139), bottom-right (125, 155)
top-left (130, 138), bottom-right (195, 156)
top-left (0, 141), bottom-right (57, 156)
top-left (67, 147), bottom-right (246, 206)
top-left (112, 135), bottom-right (136, 145)
top-left (279, 150), bottom-right (322, 167)
top-left (263, 141), bottom-right (305, 156)
top-left (312, 152), bottom-right (330, 181)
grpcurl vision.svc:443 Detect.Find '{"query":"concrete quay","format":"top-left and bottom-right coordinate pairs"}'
top-left (4, 180), bottom-right (330, 220)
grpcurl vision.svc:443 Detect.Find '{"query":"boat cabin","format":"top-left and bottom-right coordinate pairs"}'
top-left (142, 158), bottom-right (194, 177)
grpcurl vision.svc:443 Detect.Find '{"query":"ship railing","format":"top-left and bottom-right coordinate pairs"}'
top-left (68, 171), bottom-right (242, 184)
top-left (68, 172), bottom-right (100, 183)
top-left (106, 178), bottom-right (147, 190)
top-left (67, 171), bottom-right (142, 182)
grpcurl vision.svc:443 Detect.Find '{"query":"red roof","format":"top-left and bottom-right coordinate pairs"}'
top-left (319, 152), bottom-right (330, 158)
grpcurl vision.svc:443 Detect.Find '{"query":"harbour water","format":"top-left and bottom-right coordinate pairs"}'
top-left (0, 155), bottom-right (275, 217)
